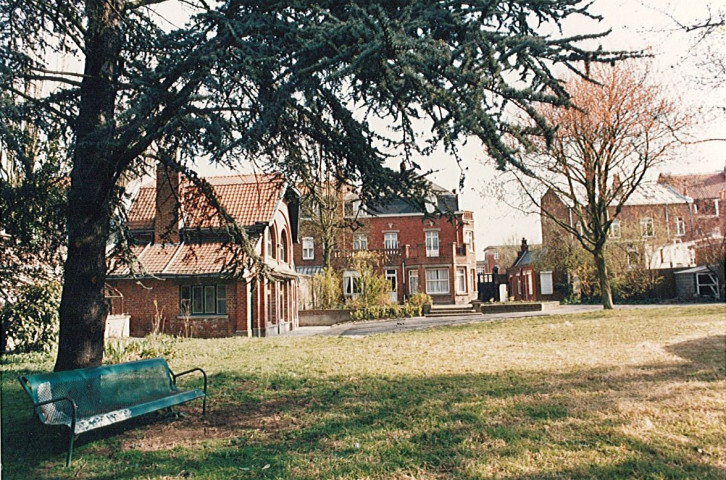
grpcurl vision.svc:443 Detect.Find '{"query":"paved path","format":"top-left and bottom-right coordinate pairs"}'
top-left (287, 303), bottom-right (724, 338)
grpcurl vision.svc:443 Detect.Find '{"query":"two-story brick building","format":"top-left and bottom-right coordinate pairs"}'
top-left (542, 182), bottom-right (695, 270)
top-left (107, 166), bottom-right (301, 337)
top-left (294, 183), bottom-right (478, 305)
top-left (536, 180), bottom-right (696, 300)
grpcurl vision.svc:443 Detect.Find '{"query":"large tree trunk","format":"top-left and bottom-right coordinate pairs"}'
top-left (54, 0), bottom-right (123, 371)
top-left (593, 247), bottom-right (614, 310)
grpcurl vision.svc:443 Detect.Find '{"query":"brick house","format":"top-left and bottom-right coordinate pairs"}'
top-left (539, 181), bottom-right (696, 299)
top-left (480, 244), bottom-right (529, 275)
top-left (542, 181), bottom-right (695, 270)
top-left (107, 166), bottom-right (301, 337)
top-left (658, 167), bottom-right (726, 264)
top-left (507, 238), bottom-right (557, 302)
top-left (294, 184), bottom-right (478, 305)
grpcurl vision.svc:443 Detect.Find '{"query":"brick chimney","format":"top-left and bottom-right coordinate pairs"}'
top-left (154, 163), bottom-right (180, 244)
top-left (612, 173), bottom-right (621, 192)
top-left (520, 237), bottom-right (528, 253)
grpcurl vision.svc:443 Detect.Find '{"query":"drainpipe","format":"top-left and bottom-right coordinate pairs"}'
top-left (401, 245), bottom-right (406, 301)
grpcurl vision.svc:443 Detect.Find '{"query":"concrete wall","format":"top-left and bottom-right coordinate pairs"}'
top-left (299, 309), bottom-right (352, 326)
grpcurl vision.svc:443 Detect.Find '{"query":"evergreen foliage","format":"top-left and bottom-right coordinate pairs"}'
top-left (0, 0), bottom-right (627, 369)
top-left (1, 281), bottom-right (61, 354)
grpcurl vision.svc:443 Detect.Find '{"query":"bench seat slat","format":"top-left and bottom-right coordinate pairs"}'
top-left (74, 388), bottom-right (205, 434)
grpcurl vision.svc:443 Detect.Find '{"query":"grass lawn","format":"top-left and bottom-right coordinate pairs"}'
top-left (2, 305), bottom-right (725, 479)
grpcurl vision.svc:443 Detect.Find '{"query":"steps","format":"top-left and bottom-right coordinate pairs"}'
top-left (425, 304), bottom-right (481, 317)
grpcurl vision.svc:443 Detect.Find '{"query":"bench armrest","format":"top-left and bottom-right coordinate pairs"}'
top-left (35, 396), bottom-right (78, 431)
top-left (171, 367), bottom-right (207, 396)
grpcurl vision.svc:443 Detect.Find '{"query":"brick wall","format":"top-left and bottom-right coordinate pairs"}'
top-left (107, 278), bottom-right (239, 338)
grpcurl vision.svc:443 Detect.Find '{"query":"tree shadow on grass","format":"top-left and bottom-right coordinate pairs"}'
top-left (664, 335), bottom-right (726, 372)
top-left (2, 337), bottom-right (724, 480)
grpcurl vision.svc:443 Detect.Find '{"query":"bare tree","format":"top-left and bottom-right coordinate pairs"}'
top-left (507, 63), bottom-right (691, 308)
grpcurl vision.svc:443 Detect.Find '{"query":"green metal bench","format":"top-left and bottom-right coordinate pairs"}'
top-left (18, 357), bottom-right (207, 466)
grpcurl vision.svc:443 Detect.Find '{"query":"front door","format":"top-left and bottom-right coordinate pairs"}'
top-left (385, 269), bottom-right (398, 304)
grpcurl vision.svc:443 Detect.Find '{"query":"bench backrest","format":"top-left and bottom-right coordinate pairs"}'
top-left (19, 358), bottom-right (176, 424)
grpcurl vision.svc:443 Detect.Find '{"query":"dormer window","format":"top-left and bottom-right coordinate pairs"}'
top-left (464, 230), bottom-right (474, 252)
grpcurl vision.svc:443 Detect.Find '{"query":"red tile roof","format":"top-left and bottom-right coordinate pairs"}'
top-left (127, 187), bottom-right (156, 230)
top-left (127, 174), bottom-right (287, 230)
top-left (109, 242), bottom-right (247, 276)
top-left (113, 173), bottom-right (292, 277)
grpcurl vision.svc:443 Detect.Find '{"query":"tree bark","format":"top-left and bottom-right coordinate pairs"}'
top-left (593, 247), bottom-right (614, 310)
top-left (54, 0), bottom-right (123, 371)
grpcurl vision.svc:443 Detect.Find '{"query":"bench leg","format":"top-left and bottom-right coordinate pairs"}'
top-left (66, 430), bottom-right (75, 467)
top-left (203, 397), bottom-right (207, 416)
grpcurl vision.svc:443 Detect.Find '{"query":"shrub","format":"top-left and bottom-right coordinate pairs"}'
top-left (1, 281), bottom-right (61, 354)
top-left (311, 268), bottom-right (342, 309)
top-left (406, 292), bottom-right (431, 311)
top-left (104, 334), bottom-right (178, 364)
top-left (611, 268), bottom-right (664, 303)
top-left (349, 301), bottom-right (422, 321)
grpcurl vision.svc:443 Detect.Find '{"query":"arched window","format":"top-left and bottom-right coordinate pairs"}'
top-left (279, 230), bottom-right (288, 263)
top-left (267, 226), bottom-right (277, 258)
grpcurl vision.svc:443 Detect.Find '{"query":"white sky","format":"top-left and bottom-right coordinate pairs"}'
top-left (156, 0), bottom-right (726, 254)
top-left (421, 0), bottom-right (726, 251)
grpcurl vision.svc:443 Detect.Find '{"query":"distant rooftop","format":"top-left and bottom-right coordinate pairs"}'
top-left (621, 182), bottom-right (692, 206)
top-left (659, 170), bottom-right (726, 200)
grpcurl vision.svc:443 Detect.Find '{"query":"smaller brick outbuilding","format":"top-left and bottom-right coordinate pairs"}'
top-left (107, 166), bottom-right (301, 338)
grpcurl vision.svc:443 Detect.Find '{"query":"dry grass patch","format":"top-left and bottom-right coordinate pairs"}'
top-left (2, 305), bottom-right (724, 479)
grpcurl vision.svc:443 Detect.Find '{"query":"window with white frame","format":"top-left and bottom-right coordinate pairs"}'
top-left (353, 233), bottom-right (368, 250)
top-left (640, 217), bottom-right (655, 238)
top-left (456, 267), bottom-right (467, 293)
top-left (180, 284), bottom-right (227, 315)
top-left (674, 216), bottom-right (685, 236)
top-left (384, 232), bottom-right (398, 250)
top-left (426, 268), bottom-right (449, 294)
top-left (385, 269), bottom-right (397, 293)
top-left (343, 271), bottom-right (361, 297)
top-left (302, 237), bottom-right (314, 260)
top-left (609, 219), bottom-right (621, 239)
top-left (300, 197), bottom-right (320, 220)
top-left (464, 230), bottom-right (474, 252)
top-left (493, 251), bottom-right (499, 260)
top-left (408, 269), bottom-right (419, 294)
top-left (540, 271), bottom-right (553, 295)
top-left (425, 230), bottom-right (439, 257)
